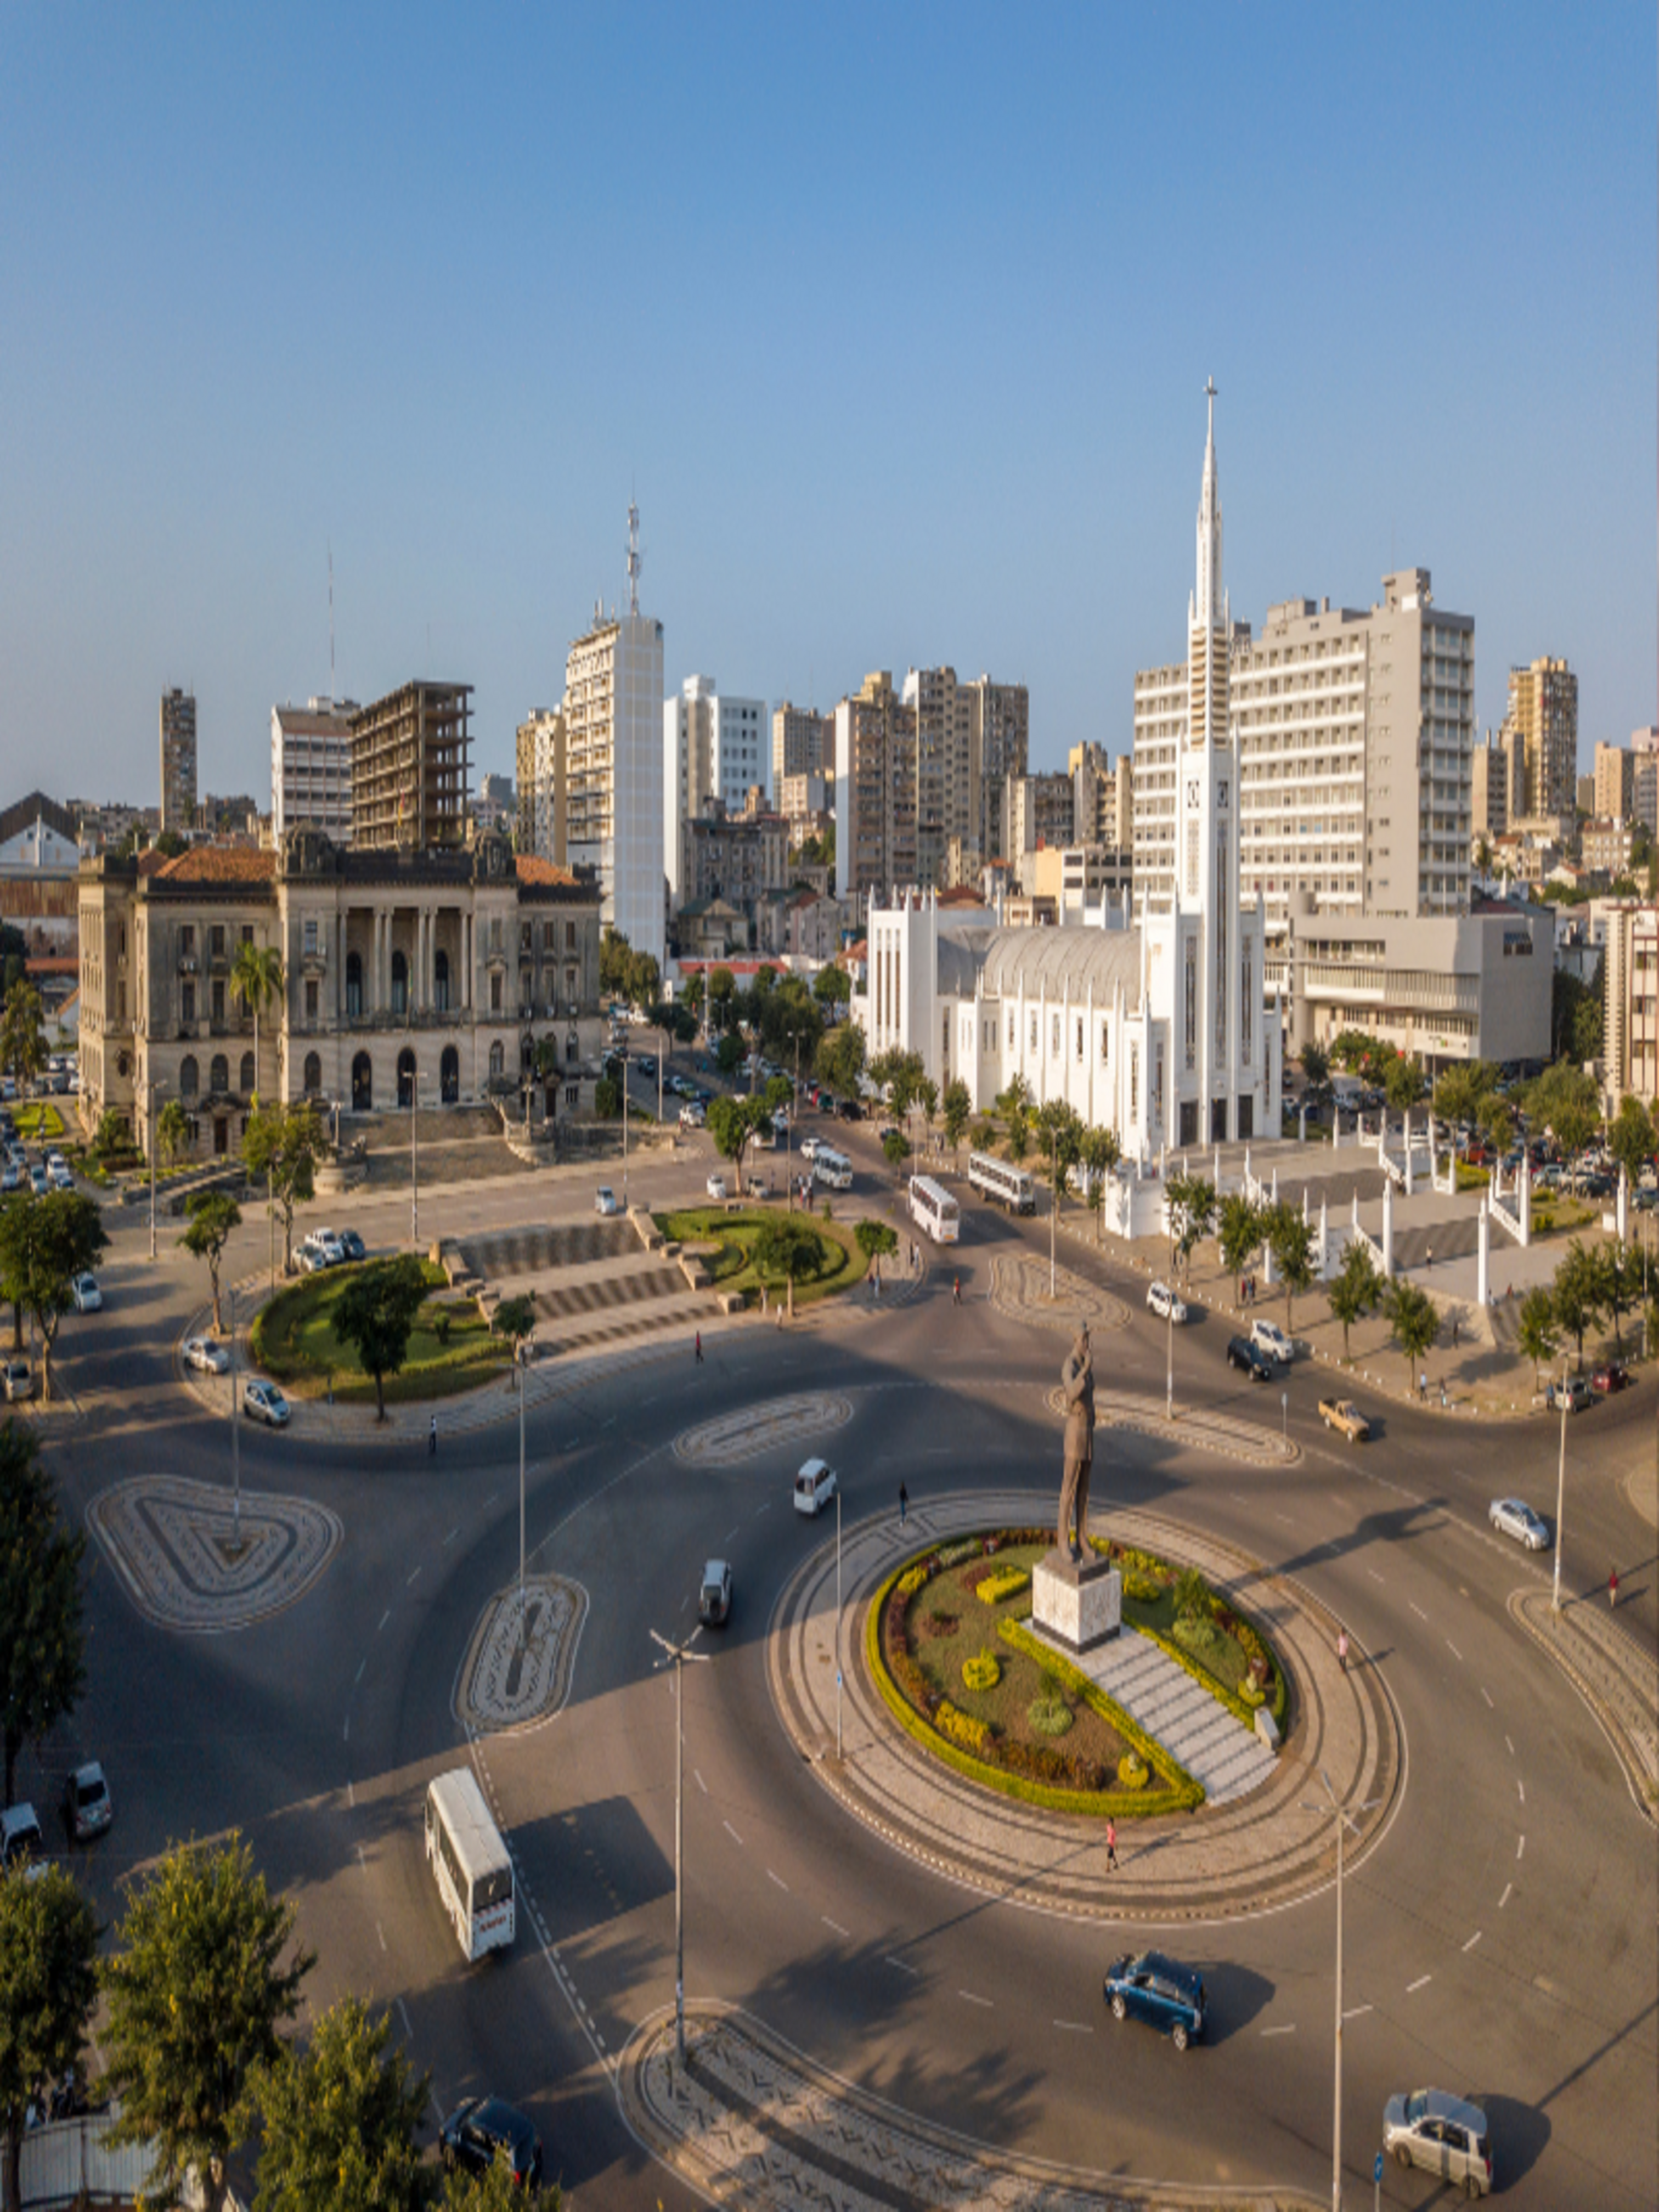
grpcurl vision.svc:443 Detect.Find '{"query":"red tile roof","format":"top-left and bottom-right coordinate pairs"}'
top-left (515, 856), bottom-right (582, 888)
top-left (155, 845), bottom-right (278, 884)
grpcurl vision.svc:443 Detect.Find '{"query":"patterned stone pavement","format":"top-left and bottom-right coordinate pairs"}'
top-left (675, 1391), bottom-right (855, 1466)
top-left (769, 1489), bottom-right (1401, 1922)
top-left (618, 2004), bottom-right (1320, 2211)
top-left (1042, 1386), bottom-right (1299, 1471)
top-left (990, 1256), bottom-right (1130, 1336)
top-left (1510, 1586), bottom-right (1658, 1820)
top-left (454, 1573), bottom-right (589, 1734)
top-left (87, 1474), bottom-right (342, 1634)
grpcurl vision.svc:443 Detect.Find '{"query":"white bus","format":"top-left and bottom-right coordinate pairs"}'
top-left (425, 1768), bottom-right (515, 1961)
top-left (908, 1175), bottom-right (961, 1244)
top-left (967, 1150), bottom-right (1037, 1215)
top-left (812, 1148), bottom-right (853, 1191)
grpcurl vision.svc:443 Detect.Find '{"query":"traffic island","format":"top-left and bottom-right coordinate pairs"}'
top-left (87, 1474), bottom-right (342, 1633)
top-left (769, 1489), bottom-right (1402, 1921)
top-left (455, 1573), bottom-right (589, 1734)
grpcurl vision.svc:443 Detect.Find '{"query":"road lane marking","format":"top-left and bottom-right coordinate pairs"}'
top-left (1407, 1974), bottom-right (1432, 1994)
top-left (1516, 1835), bottom-right (1525, 1859)
top-left (721, 1526), bottom-right (740, 1544)
top-left (356, 1844), bottom-right (368, 1872)
top-left (694, 1769), bottom-right (707, 1794)
top-left (756, 1502), bottom-right (772, 1514)
top-left (1367, 1568), bottom-right (1385, 1583)
top-left (443, 1526), bottom-right (460, 1547)
top-left (397, 1997), bottom-right (413, 2040)
top-left (1342, 2005), bottom-right (1372, 2021)
top-left (1053, 2019), bottom-right (1093, 2034)
top-left (1481, 1686), bottom-right (1494, 1707)
top-left (823, 1917), bottom-right (851, 1938)
top-left (959, 1991), bottom-right (992, 2008)
top-left (346, 1778), bottom-right (354, 1808)
top-left (342, 1714), bottom-right (350, 1742)
top-left (1409, 1601), bottom-right (1429, 1621)
top-left (723, 1820), bottom-right (744, 1846)
top-left (1499, 1882), bottom-right (1513, 1909)
top-left (377, 1921), bottom-right (386, 1952)
top-left (1517, 1780), bottom-right (1525, 1804)
top-left (1505, 1734), bottom-right (1515, 1755)
top-left (564, 1438), bottom-right (582, 1451)
top-left (767, 1869), bottom-right (789, 1892)
top-left (378, 1609), bottom-right (391, 1633)
top-left (1445, 1639), bottom-right (1463, 1661)
top-left (483, 1493), bottom-right (500, 1508)
top-left (354, 1657), bottom-right (366, 1685)
top-left (1261, 2025), bottom-right (1296, 2037)
top-left (1463, 1931), bottom-right (1482, 1952)
top-left (885, 1956), bottom-right (919, 1976)
top-left (407, 1566), bottom-right (421, 1587)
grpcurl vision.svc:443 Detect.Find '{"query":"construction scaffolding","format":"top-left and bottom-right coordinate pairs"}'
top-left (350, 681), bottom-right (473, 851)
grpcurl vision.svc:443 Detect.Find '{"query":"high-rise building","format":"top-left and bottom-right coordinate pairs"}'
top-left (1603, 902), bottom-right (1659, 1107)
top-left (1472, 727), bottom-right (1525, 844)
top-left (1502, 656), bottom-right (1578, 820)
top-left (834, 673), bottom-right (917, 900)
top-left (1003, 772), bottom-right (1076, 861)
top-left (772, 702), bottom-right (832, 788)
top-left (160, 688), bottom-right (198, 835)
top-left (516, 708), bottom-right (566, 864)
top-left (565, 554), bottom-right (665, 966)
top-left (902, 667), bottom-right (976, 888)
top-left (662, 677), bottom-right (768, 902)
top-left (1594, 740), bottom-right (1636, 823)
top-left (1068, 742), bottom-right (1133, 849)
top-left (965, 678), bottom-right (1029, 857)
top-left (1135, 570), bottom-right (1474, 938)
top-left (349, 682), bottom-right (472, 851)
top-left (272, 698), bottom-right (357, 844)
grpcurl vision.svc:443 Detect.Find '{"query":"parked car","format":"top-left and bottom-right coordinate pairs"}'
top-left (297, 1245), bottom-right (330, 1274)
top-left (1318, 1397), bottom-right (1370, 1442)
top-left (1226, 1335), bottom-right (1274, 1383)
top-left (48, 1159), bottom-right (74, 1190)
top-left (1592, 1361), bottom-right (1633, 1394)
top-left (182, 1335), bottom-right (230, 1375)
top-left (678, 1103), bottom-right (705, 1129)
top-left (243, 1379), bottom-right (291, 1427)
top-left (798, 1136), bottom-right (823, 1163)
top-left (0, 1163), bottom-right (17, 1193)
top-left (28, 1165), bottom-right (48, 1196)
top-left (594, 1187), bottom-right (622, 1217)
top-left (70, 1273), bottom-right (102, 1313)
top-left (699, 1559), bottom-right (733, 1626)
top-left (304, 1229), bottom-right (346, 1266)
top-left (1146, 1280), bottom-right (1187, 1323)
top-left (1249, 1317), bottom-right (1293, 1363)
top-left (817, 1092), bottom-right (839, 1115)
top-left (706, 1174), bottom-right (728, 1202)
top-left (1489, 1497), bottom-right (1550, 1551)
top-left (1545, 1373), bottom-right (1593, 1414)
top-left (637, 1054), bottom-right (656, 1076)
top-left (1102, 1951), bottom-right (1206, 2051)
top-left (61, 1760), bottom-right (113, 1843)
top-left (0, 1803), bottom-right (47, 1878)
top-left (338, 1229), bottom-right (366, 1262)
top-left (2, 1359), bottom-right (33, 1403)
top-left (439, 2097), bottom-right (543, 2192)
top-left (1382, 2089), bottom-right (1491, 2197)
top-left (793, 1457), bottom-right (838, 1517)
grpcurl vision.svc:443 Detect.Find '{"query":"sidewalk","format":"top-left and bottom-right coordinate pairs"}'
top-left (1509, 1586), bottom-right (1658, 1821)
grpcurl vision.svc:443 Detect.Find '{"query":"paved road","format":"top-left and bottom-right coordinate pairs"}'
top-left (18, 1121), bottom-right (1657, 2209)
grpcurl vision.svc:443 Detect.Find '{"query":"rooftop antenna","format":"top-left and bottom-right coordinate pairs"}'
top-left (627, 498), bottom-right (642, 617)
top-left (328, 540), bottom-right (335, 696)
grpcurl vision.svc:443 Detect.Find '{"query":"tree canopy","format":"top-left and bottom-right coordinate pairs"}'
top-left (0, 1861), bottom-right (99, 2212)
top-left (814, 1019), bottom-right (866, 1100)
top-left (1264, 1202), bottom-right (1316, 1333)
top-left (249, 1996), bottom-right (430, 2212)
top-left (242, 1104), bottom-right (326, 1273)
top-left (332, 1257), bottom-right (431, 1421)
top-left (178, 1191), bottom-right (242, 1336)
top-left (1385, 1277), bottom-right (1440, 1389)
top-left (1515, 1284), bottom-right (1559, 1392)
top-left (752, 1218), bottom-right (827, 1314)
top-left (1326, 1238), bottom-right (1384, 1360)
top-left (0, 1190), bottom-right (108, 1402)
top-left (0, 983), bottom-right (47, 1092)
top-left (0, 1423), bottom-right (87, 1812)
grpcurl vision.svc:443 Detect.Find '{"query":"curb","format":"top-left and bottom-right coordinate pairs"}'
top-left (1508, 1588), bottom-right (1658, 1822)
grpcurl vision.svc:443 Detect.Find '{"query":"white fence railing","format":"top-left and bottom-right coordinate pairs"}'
top-left (16, 2113), bottom-right (156, 2209)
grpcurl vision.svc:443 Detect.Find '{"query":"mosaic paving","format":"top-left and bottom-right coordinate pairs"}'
top-left (674, 1391), bottom-right (854, 1466)
top-left (1043, 1385), bottom-right (1299, 1469)
top-left (87, 1475), bottom-right (342, 1634)
top-left (989, 1255), bottom-right (1129, 1335)
top-left (455, 1573), bottom-right (588, 1733)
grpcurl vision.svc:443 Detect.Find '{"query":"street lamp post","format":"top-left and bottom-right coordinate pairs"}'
top-left (227, 1283), bottom-right (241, 1547)
top-left (517, 1335), bottom-right (530, 1645)
top-left (649, 1626), bottom-right (709, 2065)
top-left (1552, 1352), bottom-right (1569, 1613)
top-left (620, 1035), bottom-right (630, 1211)
top-left (147, 1076), bottom-right (170, 1262)
top-left (835, 1485), bottom-right (843, 1761)
top-left (1048, 1126), bottom-right (1058, 1298)
top-left (1302, 1770), bottom-right (1382, 2212)
top-left (410, 1084), bottom-right (420, 1251)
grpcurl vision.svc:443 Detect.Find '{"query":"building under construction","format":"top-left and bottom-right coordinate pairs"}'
top-left (349, 681), bottom-right (473, 851)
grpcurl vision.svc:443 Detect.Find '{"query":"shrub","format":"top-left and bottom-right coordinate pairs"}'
top-left (1173, 1566), bottom-right (1210, 1623)
top-left (433, 1310), bottom-right (453, 1346)
top-left (997, 1737), bottom-right (1108, 1790)
top-left (934, 1699), bottom-right (988, 1752)
top-left (921, 1610), bottom-right (958, 1640)
top-left (1124, 1571), bottom-right (1163, 1604)
top-left (896, 1557), bottom-right (938, 1597)
top-left (1117, 1751), bottom-right (1149, 1790)
top-left (961, 1650), bottom-right (1001, 1691)
top-left (975, 1566), bottom-right (1030, 1606)
top-left (1239, 1677), bottom-right (1265, 1707)
top-left (1028, 1696), bottom-right (1074, 1737)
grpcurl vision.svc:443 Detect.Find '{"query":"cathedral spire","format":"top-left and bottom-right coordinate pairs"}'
top-left (1192, 376), bottom-right (1224, 634)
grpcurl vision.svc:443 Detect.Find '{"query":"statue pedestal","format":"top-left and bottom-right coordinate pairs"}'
top-left (1031, 1548), bottom-right (1121, 1654)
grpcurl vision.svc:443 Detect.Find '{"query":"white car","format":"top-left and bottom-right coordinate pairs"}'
top-left (2, 1360), bottom-right (33, 1403)
top-left (793, 1457), bottom-right (838, 1517)
top-left (594, 1186), bottom-right (622, 1217)
top-left (242, 1379), bottom-right (291, 1427)
top-left (678, 1102), bottom-right (705, 1129)
top-left (1489, 1498), bottom-right (1550, 1551)
top-left (1250, 1317), bottom-right (1293, 1363)
top-left (1147, 1280), bottom-right (1187, 1323)
top-left (706, 1174), bottom-right (728, 1202)
top-left (798, 1135), bottom-right (822, 1164)
top-left (70, 1273), bottom-right (102, 1313)
top-left (304, 1229), bottom-right (346, 1266)
top-left (182, 1336), bottom-right (230, 1375)
top-left (48, 1160), bottom-right (74, 1190)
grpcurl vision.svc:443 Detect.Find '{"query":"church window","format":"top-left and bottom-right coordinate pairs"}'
top-left (1242, 951), bottom-right (1254, 1064)
top-left (1130, 1042), bottom-right (1139, 1120)
top-left (1214, 831), bottom-right (1228, 1059)
top-left (1186, 819), bottom-right (1200, 899)
top-left (1154, 1043), bottom-right (1165, 1124)
top-left (1075, 1018), bottom-right (1084, 1063)
top-left (1051, 1014), bottom-right (1060, 1057)
top-left (1099, 1023), bottom-right (1109, 1065)
top-left (1184, 940), bottom-right (1197, 1070)
top-left (1008, 1011), bottom-right (1015, 1051)
top-left (1029, 1012), bottom-right (1037, 1053)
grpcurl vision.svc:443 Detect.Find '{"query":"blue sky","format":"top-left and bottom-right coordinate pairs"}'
top-left (3, 2), bottom-right (1654, 800)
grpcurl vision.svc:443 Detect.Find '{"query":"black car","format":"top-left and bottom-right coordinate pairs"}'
top-left (1103, 1950), bottom-right (1207, 2050)
top-left (1226, 1334), bottom-right (1274, 1381)
top-left (338, 1228), bottom-right (366, 1262)
top-left (440, 2098), bottom-right (543, 2191)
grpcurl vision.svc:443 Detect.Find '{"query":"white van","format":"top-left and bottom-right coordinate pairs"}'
top-left (812, 1148), bottom-right (853, 1192)
top-left (425, 1768), bottom-right (515, 1961)
top-left (1250, 1317), bottom-right (1293, 1363)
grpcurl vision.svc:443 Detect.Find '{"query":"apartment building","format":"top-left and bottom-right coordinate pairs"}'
top-left (565, 607), bottom-right (665, 966)
top-left (349, 681), bottom-right (472, 852)
top-left (1594, 740), bottom-right (1635, 823)
top-left (272, 698), bottom-right (357, 844)
top-left (1068, 742), bottom-right (1132, 848)
top-left (1602, 901), bottom-right (1659, 1106)
top-left (516, 707), bottom-right (566, 862)
top-left (1581, 817), bottom-right (1637, 878)
top-left (968, 676), bottom-right (1030, 856)
top-left (1472, 727), bottom-right (1525, 843)
top-left (1502, 655), bottom-right (1578, 820)
top-left (1005, 773), bottom-right (1076, 863)
top-left (680, 801), bottom-right (789, 914)
top-left (833, 672), bottom-right (917, 900)
top-left (662, 676), bottom-right (766, 900)
top-left (772, 701), bottom-right (832, 787)
top-left (160, 689), bottom-right (198, 835)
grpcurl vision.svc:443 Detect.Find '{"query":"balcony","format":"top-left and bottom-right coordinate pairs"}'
top-left (177, 955), bottom-right (198, 974)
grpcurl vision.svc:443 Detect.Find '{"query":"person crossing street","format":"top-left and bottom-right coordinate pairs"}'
top-left (899, 1481), bottom-right (909, 1527)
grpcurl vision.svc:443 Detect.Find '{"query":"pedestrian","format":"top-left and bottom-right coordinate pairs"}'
top-left (1610, 1565), bottom-right (1620, 1610)
top-left (1452, 1316), bottom-right (1459, 1348)
top-left (899, 1480), bottom-right (909, 1527)
top-left (1105, 1817), bottom-right (1118, 1872)
top-left (1337, 1627), bottom-right (1349, 1674)
top-left (695, 1330), bottom-right (703, 1365)
top-left (428, 1414), bottom-right (437, 1458)
top-left (953, 1274), bottom-right (962, 1306)
top-left (1419, 1371), bottom-right (1427, 1401)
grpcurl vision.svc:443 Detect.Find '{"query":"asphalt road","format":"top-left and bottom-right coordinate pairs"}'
top-left (19, 1121), bottom-right (1657, 2209)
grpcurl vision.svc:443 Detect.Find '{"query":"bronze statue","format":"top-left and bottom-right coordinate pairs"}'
top-left (1057, 1326), bottom-right (1096, 1561)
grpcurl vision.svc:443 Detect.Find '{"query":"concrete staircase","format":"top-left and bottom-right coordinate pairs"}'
top-left (455, 1216), bottom-right (718, 1363)
top-left (1390, 1215), bottom-right (1482, 1271)
top-left (1036, 1623), bottom-right (1277, 1804)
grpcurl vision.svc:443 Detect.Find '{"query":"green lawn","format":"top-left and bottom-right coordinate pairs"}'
top-left (653, 1206), bottom-right (860, 1307)
top-left (252, 1260), bottom-right (512, 1404)
top-left (13, 1103), bottom-right (66, 1142)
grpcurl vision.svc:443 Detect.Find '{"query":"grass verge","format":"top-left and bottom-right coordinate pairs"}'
top-left (652, 1206), bottom-right (862, 1308)
top-left (250, 1259), bottom-right (512, 1404)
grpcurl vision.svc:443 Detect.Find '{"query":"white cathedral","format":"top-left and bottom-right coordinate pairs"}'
top-left (854, 388), bottom-right (1283, 1159)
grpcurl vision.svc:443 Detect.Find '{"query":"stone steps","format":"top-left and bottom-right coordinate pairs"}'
top-left (537, 1291), bottom-right (713, 1362)
top-left (459, 1220), bottom-right (639, 1277)
top-left (532, 1262), bottom-right (689, 1324)
top-left (1036, 1621), bottom-right (1277, 1804)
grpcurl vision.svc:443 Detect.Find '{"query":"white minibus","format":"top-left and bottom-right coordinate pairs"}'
top-left (909, 1175), bottom-right (961, 1244)
top-left (425, 1768), bottom-right (515, 1960)
top-left (967, 1150), bottom-right (1036, 1215)
top-left (812, 1148), bottom-right (853, 1191)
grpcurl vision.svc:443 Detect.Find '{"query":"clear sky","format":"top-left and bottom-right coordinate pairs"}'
top-left (3, 2), bottom-right (1654, 802)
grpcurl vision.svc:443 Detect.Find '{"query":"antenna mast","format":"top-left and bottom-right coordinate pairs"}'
top-left (328, 540), bottom-right (335, 694)
top-left (627, 499), bottom-right (641, 617)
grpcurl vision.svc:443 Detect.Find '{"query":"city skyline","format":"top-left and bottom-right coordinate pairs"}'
top-left (3, 2), bottom-right (1653, 800)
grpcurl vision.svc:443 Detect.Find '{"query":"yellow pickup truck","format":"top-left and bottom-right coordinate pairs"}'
top-left (1318, 1397), bottom-right (1370, 1443)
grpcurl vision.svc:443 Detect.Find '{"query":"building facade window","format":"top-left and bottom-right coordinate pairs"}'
top-left (209, 1054), bottom-right (229, 1096)
top-left (239, 1053), bottom-right (255, 1093)
top-left (302, 1051), bottom-right (322, 1092)
top-left (180, 1055), bottom-right (199, 1098)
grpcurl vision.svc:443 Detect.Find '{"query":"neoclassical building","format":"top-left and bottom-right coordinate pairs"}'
top-left (78, 825), bottom-right (605, 1160)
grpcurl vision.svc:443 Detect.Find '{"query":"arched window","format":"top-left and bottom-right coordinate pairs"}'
top-left (239, 1052), bottom-right (256, 1094)
top-left (179, 1054), bottom-right (199, 1099)
top-left (391, 949), bottom-right (408, 1018)
top-left (303, 1051), bottom-right (322, 1094)
top-left (351, 1052), bottom-right (373, 1111)
top-left (434, 948), bottom-right (450, 1013)
top-left (396, 1047), bottom-right (416, 1109)
top-left (440, 1045), bottom-right (459, 1103)
top-left (346, 950), bottom-right (363, 1020)
top-left (209, 1054), bottom-right (229, 1096)
top-left (488, 1040), bottom-right (505, 1081)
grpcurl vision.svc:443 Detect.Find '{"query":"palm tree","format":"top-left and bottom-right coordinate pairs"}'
top-left (230, 940), bottom-right (285, 1110)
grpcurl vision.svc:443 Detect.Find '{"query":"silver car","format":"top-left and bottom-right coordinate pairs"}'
top-left (1383, 2088), bottom-right (1492, 2198)
top-left (1489, 1497), bottom-right (1550, 1551)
